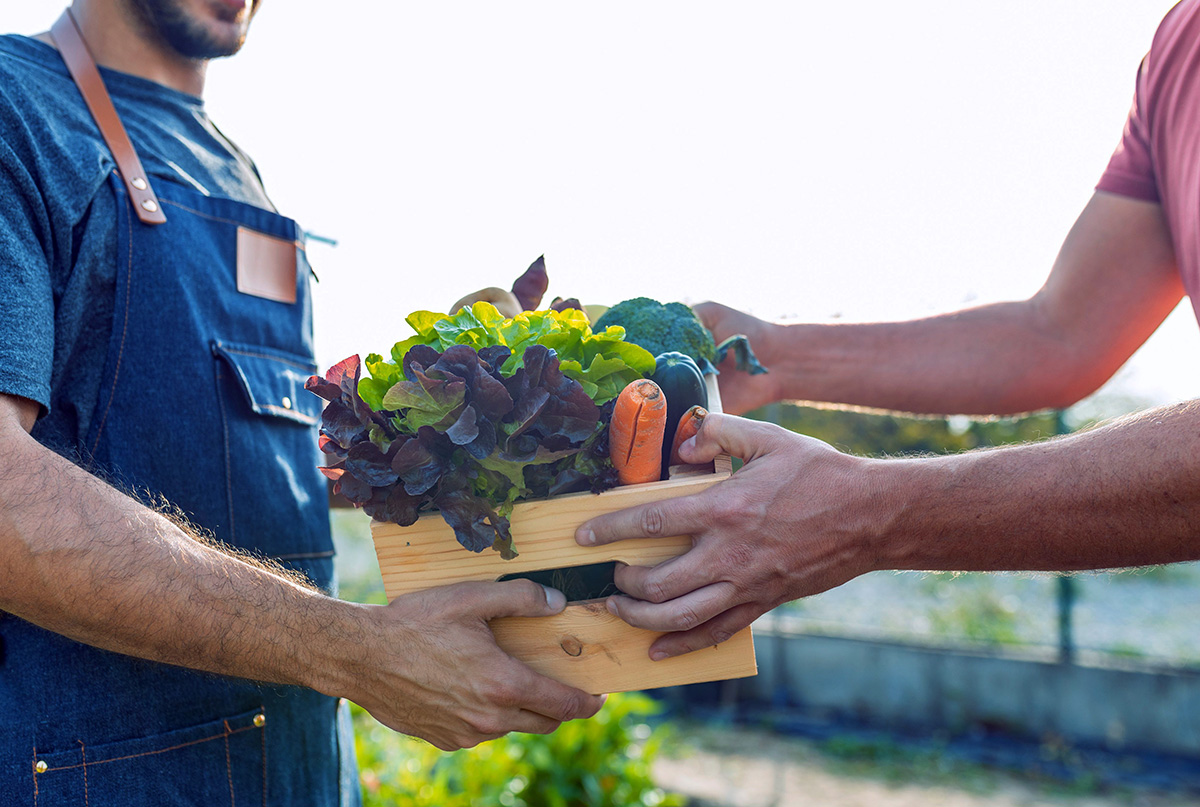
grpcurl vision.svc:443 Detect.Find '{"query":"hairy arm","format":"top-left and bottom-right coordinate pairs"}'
top-left (0, 395), bottom-right (602, 749)
top-left (578, 192), bottom-right (1197, 658)
top-left (700, 192), bottom-right (1183, 415)
top-left (579, 405), bottom-right (1200, 657)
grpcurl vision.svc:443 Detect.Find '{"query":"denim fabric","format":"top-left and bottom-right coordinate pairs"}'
top-left (0, 34), bottom-right (274, 452)
top-left (0, 173), bottom-right (360, 805)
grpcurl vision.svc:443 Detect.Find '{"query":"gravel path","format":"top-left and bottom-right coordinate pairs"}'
top-left (653, 726), bottom-right (1196, 807)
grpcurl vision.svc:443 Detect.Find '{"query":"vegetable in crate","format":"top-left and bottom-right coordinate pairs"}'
top-left (650, 351), bottom-right (708, 476)
top-left (608, 379), bottom-right (668, 486)
top-left (306, 304), bottom-right (656, 558)
top-left (668, 405), bottom-right (708, 467)
top-left (594, 296), bottom-right (769, 376)
top-left (510, 255), bottom-right (549, 311)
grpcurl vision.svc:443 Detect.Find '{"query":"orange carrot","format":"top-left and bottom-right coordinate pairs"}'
top-left (668, 405), bottom-right (708, 466)
top-left (609, 379), bottom-right (668, 485)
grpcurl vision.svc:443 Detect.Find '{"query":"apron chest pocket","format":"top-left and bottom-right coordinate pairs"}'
top-left (211, 340), bottom-right (334, 583)
top-left (212, 341), bottom-right (322, 426)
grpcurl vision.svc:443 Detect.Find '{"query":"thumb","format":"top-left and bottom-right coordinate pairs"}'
top-left (471, 580), bottom-right (568, 620)
top-left (677, 413), bottom-right (783, 465)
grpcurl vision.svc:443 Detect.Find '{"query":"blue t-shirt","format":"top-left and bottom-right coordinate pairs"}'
top-left (0, 34), bottom-right (274, 452)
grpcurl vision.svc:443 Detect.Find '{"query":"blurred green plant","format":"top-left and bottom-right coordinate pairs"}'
top-left (911, 573), bottom-right (1025, 646)
top-left (352, 692), bottom-right (684, 807)
top-left (748, 403), bottom-right (1064, 458)
top-left (926, 582), bottom-right (1022, 645)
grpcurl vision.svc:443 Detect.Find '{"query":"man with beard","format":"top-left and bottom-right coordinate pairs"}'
top-left (0, 1), bottom-right (603, 803)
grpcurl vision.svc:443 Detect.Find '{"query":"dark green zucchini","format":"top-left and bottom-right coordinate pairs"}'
top-left (651, 352), bottom-right (709, 478)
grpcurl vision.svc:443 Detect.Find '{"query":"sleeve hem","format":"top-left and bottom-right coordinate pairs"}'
top-left (0, 374), bottom-right (52, 416)
top-left (1095, 172), bottom-right (1160, 204)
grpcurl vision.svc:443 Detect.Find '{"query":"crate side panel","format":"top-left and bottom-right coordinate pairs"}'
top-left (491, 603), bottom-right (758, 694)
top-left (372, 470), bottom-right (728, 599)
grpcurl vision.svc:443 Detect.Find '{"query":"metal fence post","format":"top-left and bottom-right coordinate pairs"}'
top-left (1054, 410), bottom-right (1076, 664)
top-left (1057, 574), bottom-right (1076, 664)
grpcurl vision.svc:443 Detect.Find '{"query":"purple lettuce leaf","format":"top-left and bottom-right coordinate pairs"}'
top-left (305, 354), bottom-right (359, 402)
top-left (505, 345), bottom-right (600, 445)
top-left (445, 403), bottom-right (479, 446)
top-left (391, 426), bottom-right (453, 496)
top-left (431, 345), bottom-right (515, 422)
top-left (362, 484), bottom-right (424, 526)
top-left (345, 441), bottom-right (400, 488)
top-left (433, 487), bottom-right (516, 559)
top-left (309, 341), bottom-right (613, 557)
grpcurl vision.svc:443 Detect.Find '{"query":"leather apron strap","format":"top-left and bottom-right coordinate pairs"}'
top-left (50, 9), bottom-right (167, 225)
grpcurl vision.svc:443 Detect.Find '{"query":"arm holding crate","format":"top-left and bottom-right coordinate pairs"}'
top-left (577, 191), bottom-right (1200, 659)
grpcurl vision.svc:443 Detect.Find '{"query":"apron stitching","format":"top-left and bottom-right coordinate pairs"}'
top-left (160, 198), bottom-right (303, 249)
top-left (78, 740), bottom-right (89, 806)
top-left (31, 745), bottom-right (38, 805)
top-left (89, 195), bottom-right (136, 455)
top-left (34, 724), bottom-right (261, 773)
top-left (223, 720), bottom-right (235, 807)
top-left (259, 404), bottom-right (318, 424)
top-left (219, 346), bottom-right (315, 373)
top-left (260, 709), bottom-right (267, 807)
top-left (216, 363), bottom-right (238, 542)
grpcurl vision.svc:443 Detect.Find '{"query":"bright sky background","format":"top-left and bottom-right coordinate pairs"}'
top-left (9, 1), bottom-right (1197, 418)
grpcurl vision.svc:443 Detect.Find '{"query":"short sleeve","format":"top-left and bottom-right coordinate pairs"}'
top-left (0, 133), bottom-right (55, 411)
top-left (1096, 57), bottom-right (1160, 203)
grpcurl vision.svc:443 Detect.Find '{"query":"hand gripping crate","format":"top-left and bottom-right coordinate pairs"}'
top-left (368, 378), bottom-right (757, 694)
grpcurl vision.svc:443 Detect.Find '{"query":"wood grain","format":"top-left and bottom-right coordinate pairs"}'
top-left (372, 464), bottom-right (730, 598)
top-left (491, 601), bottom-right (757, 694)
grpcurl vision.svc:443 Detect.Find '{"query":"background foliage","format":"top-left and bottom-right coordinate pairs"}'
top-left (353, 692), bottom-right (684, 807)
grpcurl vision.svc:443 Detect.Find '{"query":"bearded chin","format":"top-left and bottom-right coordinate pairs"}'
top-left (127, 0), bottom-right (249, 60)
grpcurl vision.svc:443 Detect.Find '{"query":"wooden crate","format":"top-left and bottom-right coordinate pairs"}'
top-left (369, 378), bottom-right (758, 694)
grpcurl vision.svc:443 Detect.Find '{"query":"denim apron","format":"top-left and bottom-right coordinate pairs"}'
top-left (0, 167), bottom-right (360, 804)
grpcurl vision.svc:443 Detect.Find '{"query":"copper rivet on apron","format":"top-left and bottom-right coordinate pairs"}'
top-left (35, 761), bottom-right (47, 774)
top-left (141, 199), bottom-right (159, 213)
top-left (254, 713), bottom-right (266, 728)
top-left (131, 176), bottom-right (148, 190)
top-left (281, 396), bottom-right (292, 410)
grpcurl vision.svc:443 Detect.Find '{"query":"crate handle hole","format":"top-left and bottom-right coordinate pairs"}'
top-left (498, 561), bottom-right (620, 604)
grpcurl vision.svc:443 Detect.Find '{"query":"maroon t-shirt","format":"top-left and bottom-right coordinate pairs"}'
top-left (1098, 0), bottom-right (1200, 318)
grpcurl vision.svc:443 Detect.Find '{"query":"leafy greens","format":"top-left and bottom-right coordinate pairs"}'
top-left (306, 304), bottom-right (654, 558)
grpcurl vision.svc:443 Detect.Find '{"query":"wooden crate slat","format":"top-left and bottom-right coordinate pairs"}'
top-left (491, 604), bottom-right (757, 694)
top-left (372, 465), bottom-right (730, 598)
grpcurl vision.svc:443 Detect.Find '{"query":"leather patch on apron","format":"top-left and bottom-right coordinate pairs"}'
top-left (236, 226), bottom-right (298, 304)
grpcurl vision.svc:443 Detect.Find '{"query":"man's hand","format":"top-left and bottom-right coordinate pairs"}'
top-left (575, 413), bottom-right (877, 660)
top-left (692, 302), bottom-right (783, 415)
top-left (343, 580), bottom-right (606, 750)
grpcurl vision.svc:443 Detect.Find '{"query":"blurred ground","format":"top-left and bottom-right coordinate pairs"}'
top-left (653, 725), bottom-right (1197, 807)
top-left (332, 512), bottom-right (1200, 806)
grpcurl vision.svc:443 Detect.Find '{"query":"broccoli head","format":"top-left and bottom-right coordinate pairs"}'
top-left (594, 297), bottom-right (768, 375)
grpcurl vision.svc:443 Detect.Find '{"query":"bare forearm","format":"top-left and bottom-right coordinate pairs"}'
top-left (717, 193), bottom-right (1182, 417)
top-left (577, 404), bottom-right (1200, 659)
top-left (761, 301), bottom-right (1089, 415)
top-left (0, 433), bottom-right (362, 692)
top-left (872, 400), bottom-right (1200, 571)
